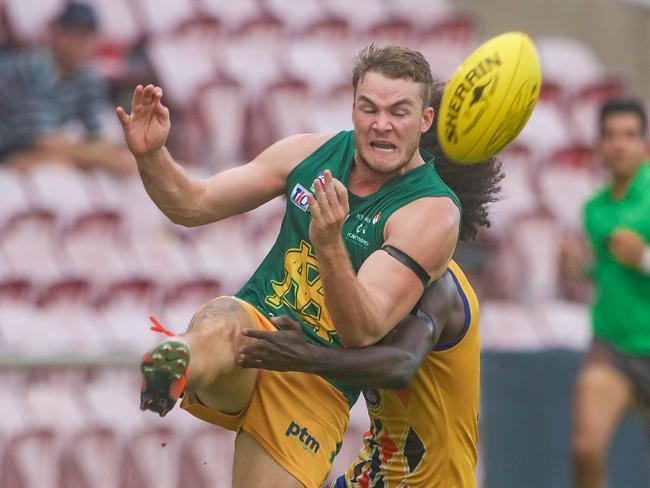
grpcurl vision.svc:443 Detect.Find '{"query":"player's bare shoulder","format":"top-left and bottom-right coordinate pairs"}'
top-left (382, 196), bottom-right (460, 278)
top-left (255, 132), bottom-right (339, 176)
top-left (384, 196), bottom-right (460, 244)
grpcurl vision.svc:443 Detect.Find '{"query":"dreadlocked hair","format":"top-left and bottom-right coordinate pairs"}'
top-left (421, 80), bottom-right (505, 241)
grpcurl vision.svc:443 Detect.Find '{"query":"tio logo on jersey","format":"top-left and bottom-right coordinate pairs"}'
top-left (290, 184), bottom-right (311, 212)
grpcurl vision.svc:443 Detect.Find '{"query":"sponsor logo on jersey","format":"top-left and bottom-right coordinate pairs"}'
top-left (285, 420), bottom-right (320, 456)
top-left (290, 184), bottom-right (311, 212)
top-left (372, 212), bottom-right (382, 225)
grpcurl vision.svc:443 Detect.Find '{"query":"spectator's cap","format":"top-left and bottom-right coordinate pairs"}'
top-left (55, 2), bottom-right (99, 32)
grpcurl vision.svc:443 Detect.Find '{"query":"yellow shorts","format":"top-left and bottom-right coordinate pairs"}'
top-left (181, 297), bottom-right (350, 488)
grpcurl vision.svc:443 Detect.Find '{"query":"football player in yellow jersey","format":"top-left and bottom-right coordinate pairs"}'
top-left (239, 257), bottom-right (479, 488)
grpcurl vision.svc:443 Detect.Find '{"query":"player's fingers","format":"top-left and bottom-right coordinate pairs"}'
top-left (313, 178), bottom-right (330, 214)
top-left (115, 106), bottom-right (129, 127)
top-left (241, 328), bottom-right (276, 341)
top-left (143, 84), bottom-right (156, 106)
top-left (154, 93), bottom-right (169, 117)
top-left (270, 315), bottom-right (302, 332)
top-left (323, 170), bottom-right (338, 209)
top-left (307, 193), bottom-right (321, 220)
top-left (239, 343), bottom-right (262, 356)
top-left (332, 178), bottom-right (349, 210)
top-left (132, 84), bottom-right (144, 111)
top-left (237, 354), bottom-right (256, 368)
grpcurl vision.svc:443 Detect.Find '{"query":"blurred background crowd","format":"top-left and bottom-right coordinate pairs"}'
top-left (0, 0), bottom-right (648, 487)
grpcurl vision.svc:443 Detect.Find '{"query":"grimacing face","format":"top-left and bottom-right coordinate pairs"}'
top-left (599, 112), bottom-right (648, 179)
top-left (352, 71), bottom-right (434, 177)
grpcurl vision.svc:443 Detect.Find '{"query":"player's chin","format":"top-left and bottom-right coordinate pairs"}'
top-left (363, 148), bottom-right (406, 174)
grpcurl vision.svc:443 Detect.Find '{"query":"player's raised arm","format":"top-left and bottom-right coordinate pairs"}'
top-left (117, 84), bottom-right (332, 226)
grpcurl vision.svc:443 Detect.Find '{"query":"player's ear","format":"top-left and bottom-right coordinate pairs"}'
top-left (421, 106), bottom-right (434, 133)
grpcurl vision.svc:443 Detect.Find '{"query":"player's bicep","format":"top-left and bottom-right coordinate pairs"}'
top-left (356, 249), bottom-right (425, 340)
top-left (384, 197), bottom-right (460, 281)
top-left (198, 133), bottom-right (334, 220)
top-left (199, 160), bottom-right (287, 218)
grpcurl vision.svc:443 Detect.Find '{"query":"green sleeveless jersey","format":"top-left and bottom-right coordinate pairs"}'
top-left (236, 130), bottom-right (460, 404)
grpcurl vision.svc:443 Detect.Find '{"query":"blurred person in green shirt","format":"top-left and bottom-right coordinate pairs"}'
top-left (565, 99), bottom-right (650, 488)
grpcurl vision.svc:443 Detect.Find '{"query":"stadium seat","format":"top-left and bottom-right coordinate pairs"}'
top-left (381, 0), bottom-right (455, 28)
top-left (307, 83), bottom-right (354, 134)
top-left (364, 18), bottom-right (420, 54)
top-left (417, 36), bottom-right (471, 80)
top-left (536, 146), bottom-right (602, 233)
top-left (0, 169), bottom-right (53, 235)
top-left (90, 171), bottom-right (167, 235)
top-left (146, 25), bottom-right (221, 108)
top-left (96, 298), bottom-right (158, 352)
top-left (188, 217), bottom-right (256, 293)
top-left (221, 16), bottom-right (286, 96)
top-left (126, 234), bottom-right (198, 285)
top-left (0, 255), bottom-right (31, 304)
top-left (322, 0), bottom-right (387, 32)
top-left (180, 428), bottom-right (235, 488)
top-left (516, 101), bottom-right (574, 160)
top-left (536, 36), bottom-right (605, 95)
top-left (123, 427), bottom-right (184, 488)
top-left (195, 0), bottom-right (261, 31)
top-left (264, 0), bottom-right (324, 33)
top-left (284, 37), bottom-right (347, 95)
top-left (259, 79), bottom-right (311, 142)
top-left (83, 0), bottom-right (141, 47)
top-left (508, 211), bottom-right (563, 303)
top-left (28, 165), bottom-right (114, 230)
top-left (479, 301), bottom-right (545, 351)
top-left (536, 299), bottom-right (592, 350)
top-left (3, 0), bottom-right (63, 44)
top-left (568, 78), bottom-right (625, 146)
top-left (193, 79), bottom-right (248, 167)
top-left (61, 228), bottom-right (131, 289)
top-left (131, 0), bottom-right (196, 36)
top-left (61, 427), bottom-right (122, 488)
top-left (1, 428), bottom-right (58, 488)
top-left (424, 13), bottom-right (477, 46)
top-left (0, 219), bottom-right (64, 291)
top-left (83, 370), bottom-right (149, 435)
top-left (485, 148), bottom-right (538, 237)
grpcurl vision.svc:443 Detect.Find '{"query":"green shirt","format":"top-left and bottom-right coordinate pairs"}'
top-left (584, 162), bottom-right (650, 354)
top-left (236, 130), bottom-right (461, 404)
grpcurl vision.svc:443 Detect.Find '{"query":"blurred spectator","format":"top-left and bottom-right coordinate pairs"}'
top-left (0, 2), bottom-right (134, 175)
top-left (565, 99), bottom-right (650, 488)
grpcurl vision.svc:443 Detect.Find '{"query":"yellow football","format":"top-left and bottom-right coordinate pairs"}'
top-left (437, 32), bottom-right (541, 164)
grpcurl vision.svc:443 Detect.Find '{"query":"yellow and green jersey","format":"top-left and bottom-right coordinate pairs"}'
top-left (236, 130), bottom-right (461, 405)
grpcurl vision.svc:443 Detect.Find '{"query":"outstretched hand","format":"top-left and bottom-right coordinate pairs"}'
top-left (116, 84), bottom-right (170, 158)
top-left (238, 316), bottom-right (315, 372)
